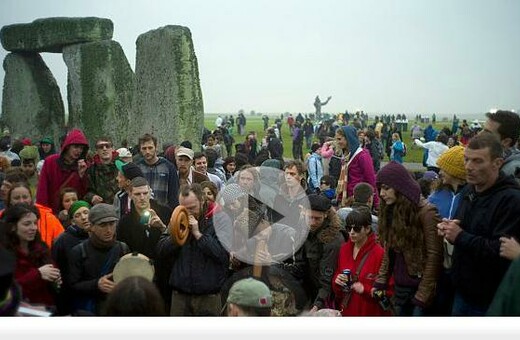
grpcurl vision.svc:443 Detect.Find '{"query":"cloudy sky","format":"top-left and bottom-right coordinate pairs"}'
top-left (1, 0), bottom-right (519, 117)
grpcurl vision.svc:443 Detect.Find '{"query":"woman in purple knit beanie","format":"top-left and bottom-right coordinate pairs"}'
top-left (371, 161), bottom-right (443, 316)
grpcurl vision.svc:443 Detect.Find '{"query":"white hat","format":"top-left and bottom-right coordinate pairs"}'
top-left (117, 148), bottom-right (132, 158)
top-left (176, 146), bottom-right (194, 160)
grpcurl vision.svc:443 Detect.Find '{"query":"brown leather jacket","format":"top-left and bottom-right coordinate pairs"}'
top-left (376, 199), bottom-right (443, 305)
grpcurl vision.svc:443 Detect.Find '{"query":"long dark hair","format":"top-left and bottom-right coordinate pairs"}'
top-left (1, 203), bottom-right (50, 266)
top-left (378, 192), bottom-right (424, 255)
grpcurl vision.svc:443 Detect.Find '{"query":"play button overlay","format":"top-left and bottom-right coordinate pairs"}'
top-left (214, 166), bottom-right (310, 266)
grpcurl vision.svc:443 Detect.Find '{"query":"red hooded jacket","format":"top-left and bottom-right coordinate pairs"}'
top-left (332, 233), bottom-right (393, 316)
top-left (36, 129), bottom-right (89, 214)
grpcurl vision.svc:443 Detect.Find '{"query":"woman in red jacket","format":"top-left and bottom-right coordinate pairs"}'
top-left (332, 207), bottom-right (392, 316)
top-left (1, 203), bottom-right (61, 307)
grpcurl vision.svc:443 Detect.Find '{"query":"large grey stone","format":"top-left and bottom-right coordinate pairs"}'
top-left (1, 53), bottom-right (65, 144)
top-left (63, 40), bottom-right (135, 147)
top-left (134, 25), bottom-right (204, 150)
top-left (1, 17), bottom-right (113, 53)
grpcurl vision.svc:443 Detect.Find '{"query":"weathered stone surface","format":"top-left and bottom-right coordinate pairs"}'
top-left (134, 25), bottom-right (204, 150)
top-left (1, 17), bottom-right (113, 53)
top-left (1, 53), bottom-right (65, 144)
top-left (63, 40), bottom-right (135, 147)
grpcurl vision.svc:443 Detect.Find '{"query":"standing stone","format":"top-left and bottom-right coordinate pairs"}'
top-left (134, 25), bottom-right (204, 150)
top-left (0, 17), bottom-right (113, 53)
top-left (1, 52), bottom-right (65, 144)
top-left (63, 40), bottom-right (135, 147)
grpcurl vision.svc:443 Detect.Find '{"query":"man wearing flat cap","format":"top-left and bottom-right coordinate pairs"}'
top-left (67, 203), bottom-right (129, 315)
top-left (283, 194), bottom-right (345, 312)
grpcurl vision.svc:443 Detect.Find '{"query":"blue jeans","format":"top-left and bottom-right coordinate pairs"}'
top-left (451, 292), bottom-right (487, 316)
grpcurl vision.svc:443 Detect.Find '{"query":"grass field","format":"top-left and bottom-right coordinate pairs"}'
top-left (204, 114), bottom-right (460, 164)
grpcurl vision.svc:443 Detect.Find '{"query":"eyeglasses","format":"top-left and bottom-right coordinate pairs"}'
top-left (96, 143), bottom-right (112, 150)
top-left (346, 225), bottom-right (363, 233)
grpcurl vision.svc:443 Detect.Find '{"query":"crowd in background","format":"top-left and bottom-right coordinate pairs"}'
top-left (0, 109), bottom-right (519, 317)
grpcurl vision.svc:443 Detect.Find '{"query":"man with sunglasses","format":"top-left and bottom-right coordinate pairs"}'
top-left (84, 137), bottom-right (119, 205)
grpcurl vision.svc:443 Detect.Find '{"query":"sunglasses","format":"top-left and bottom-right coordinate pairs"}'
top-left (346, 225), bottom-right (363, 233)
top-left (96, 143), bottom-right (112, 150)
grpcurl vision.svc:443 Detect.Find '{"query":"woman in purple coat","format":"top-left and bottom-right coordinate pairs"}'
top-left (334, 126), bottom-right (379, 208)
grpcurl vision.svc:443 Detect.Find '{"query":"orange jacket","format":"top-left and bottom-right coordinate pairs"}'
top-left (0, 203), bottom-right (64, 249)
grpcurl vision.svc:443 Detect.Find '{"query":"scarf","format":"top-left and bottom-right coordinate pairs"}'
top-left (89, 232), bottom-right (116, 249)
top-left (336, 146), bottom-right (363, 207)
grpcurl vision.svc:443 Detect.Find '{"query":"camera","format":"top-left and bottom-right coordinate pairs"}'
top-left (139, 210), bottom-right (151, 225)
top-left (373, 289), bottom-right (391, 311)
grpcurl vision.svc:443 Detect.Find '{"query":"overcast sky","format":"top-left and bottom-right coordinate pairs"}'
top-left (1, 0), bottom-right (519, 117)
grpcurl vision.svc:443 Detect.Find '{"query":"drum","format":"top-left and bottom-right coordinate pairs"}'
top-left (113, 252), bottom-right (155, 284)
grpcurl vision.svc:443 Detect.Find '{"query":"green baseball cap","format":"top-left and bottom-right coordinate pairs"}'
top-left (227, 278), bottom-right (272, 308)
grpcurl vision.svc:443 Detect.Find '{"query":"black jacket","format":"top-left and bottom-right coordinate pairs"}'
top-left (452, 172), bottom-right (520, 308)
top-left (156, 208), bottom-right (230, 295)
top-left (52, 225), bottom-right (90, 284)
top-left (67, 239), bottom-right (129, 314)
top-left (117, 199), bottom-right (172, 259)
top-left (284, 221), bottom-right (344, 309)
top-left (51, 225), bottom-right (89, 315)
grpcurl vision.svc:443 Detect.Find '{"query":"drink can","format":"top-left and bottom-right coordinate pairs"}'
top-left (342, 269), bottom-right (351, 283)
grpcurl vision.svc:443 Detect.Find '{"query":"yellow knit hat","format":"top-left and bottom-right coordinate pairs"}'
top-left (436, 145), bottom-right (466, 180)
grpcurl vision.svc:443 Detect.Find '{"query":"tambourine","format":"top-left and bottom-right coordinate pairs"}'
top-left (168, 205), bottom-right (190, 246)
top-left (113, 252), bottom-right (155, 284)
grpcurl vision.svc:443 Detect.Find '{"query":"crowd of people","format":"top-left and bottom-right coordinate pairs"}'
top-left (0, 109), bottom-right (519, 317)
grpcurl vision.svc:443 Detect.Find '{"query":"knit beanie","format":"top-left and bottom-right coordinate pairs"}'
top-left (40, 137), bottom-right (54, 145)
top-left (69, 200), bottom-right (90, 217)
top-left (436, 145), bottom-right (466, 180)
top-left (19, 145), bottom-right (40, 163)
top-left (376, 161), bottom-right (421, 205)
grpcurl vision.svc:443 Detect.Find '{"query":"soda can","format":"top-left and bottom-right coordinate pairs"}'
top-left (342, 269), bottom-right (351, 283)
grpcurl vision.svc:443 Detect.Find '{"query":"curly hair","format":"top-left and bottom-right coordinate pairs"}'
top-left (378, 192), bottom-right (424, 254)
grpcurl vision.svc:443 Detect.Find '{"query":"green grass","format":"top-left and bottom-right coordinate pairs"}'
top-left (204, 114), bottom-right (453, 164)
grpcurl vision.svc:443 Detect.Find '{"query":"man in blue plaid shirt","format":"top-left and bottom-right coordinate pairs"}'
top-left (137, 133), bottom-right (179, 209)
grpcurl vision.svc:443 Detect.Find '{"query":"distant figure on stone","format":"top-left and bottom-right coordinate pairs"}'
top-left (314, 95), bottom-right (332, 119)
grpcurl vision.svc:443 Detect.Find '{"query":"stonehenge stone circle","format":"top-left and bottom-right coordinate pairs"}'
top-left (134, 25), bottom-right (204, 150)
top-left (1, 52), bottom-right (65, 145)
top-left (0, 17), bottom-right (113, 53)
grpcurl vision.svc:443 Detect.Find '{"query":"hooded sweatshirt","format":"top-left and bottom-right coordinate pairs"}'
top-left (452, 172), bottom-right (520, 309)
top-left (36, 129), bottom-right (89, 214)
